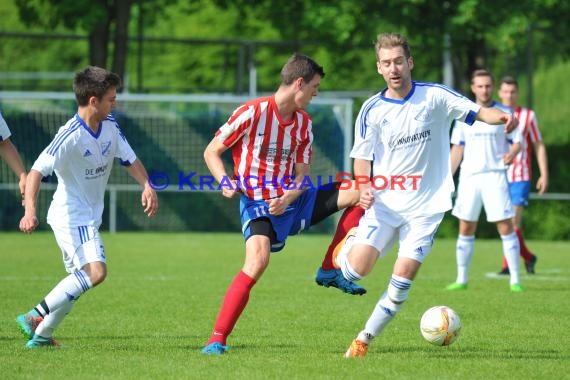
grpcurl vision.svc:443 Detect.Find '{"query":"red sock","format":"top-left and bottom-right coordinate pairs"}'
top-left (321, 206), bottom-right (364, 270)
top-left (206, 271), bottom-right (256, 346)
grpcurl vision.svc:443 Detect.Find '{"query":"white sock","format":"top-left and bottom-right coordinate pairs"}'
top-left (362, 292), bottom-right (402, 338)
top-left (39, 270), bottom-right (92, 314)
top-left (501, 232), bottom-right (521, 285)
top-left (339, 255), bottom-right (363, 282)
top-left (455, 235), bottom-right (475, 284)
top-left (387, 274), bottom-right (413, 302)
top-left (356, 330), bottom-right (375, 344)
top-left (35, 301), bottom-right (75, 338)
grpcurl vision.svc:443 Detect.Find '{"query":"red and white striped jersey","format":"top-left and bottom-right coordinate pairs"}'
top-left (215, 96), bottom-right (313, 200)
top-left (507, 106), bottom-right (543, 182)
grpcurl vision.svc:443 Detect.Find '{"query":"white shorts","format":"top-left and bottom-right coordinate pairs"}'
top-left (50, 224), bottom-right (106, 273)
top-left (352, 207), bottom-right (444, 263)
top-left (452, 171), bottom-right (514, 222)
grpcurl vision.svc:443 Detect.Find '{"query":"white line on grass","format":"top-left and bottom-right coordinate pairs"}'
top-left (485, 268), bottom-right (568, 282)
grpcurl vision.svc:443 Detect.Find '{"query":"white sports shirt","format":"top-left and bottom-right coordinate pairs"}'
top-left (0, 111), bottom-right (12, 141)
top-left (32, 114), bottom-right (137, 228)
top-left (350, 81), bottom-right (480, 216)
top-left (451, 101), bottom-right (520, 176)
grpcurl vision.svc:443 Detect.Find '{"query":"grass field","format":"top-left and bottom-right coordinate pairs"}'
top-left (1, 232), bottom-right (569, 379)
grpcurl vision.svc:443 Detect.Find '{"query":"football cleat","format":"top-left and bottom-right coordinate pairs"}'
top-left (26, 335), bottom-right (60, 349)
top-left (525, 255), bottom-right (537, 274)
top-left (15, 314), bottom-right (44, 340)
top-left (445, 282), bottom-right (468, 291)
top-left (344, 339), bottom-right (368, 358)
top-left (497, 267), bottom-right (510, 275)
top-left (315, 268), bottom-right (366, 295)
top-left (510, 283), bottom-right (524, 293)
top-left (201, 342), bottom-right (229, 355)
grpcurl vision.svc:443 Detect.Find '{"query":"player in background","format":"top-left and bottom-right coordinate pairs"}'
top-left (446, 69), bottom-right (523, 293)
top-left (329, 33), bottom-right (518, 358)
top-left (496, 76), bottom-right (548, 275)
top-left (1, 111), bottom-right (27, 200)
top-left (16, 66), bottom-right (158, 348)
top-left (201, 53), bottom-right (361, 355)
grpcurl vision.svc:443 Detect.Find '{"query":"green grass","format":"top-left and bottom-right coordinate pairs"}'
top-left (533, 60), bottom-right (570, 146)
top-left (1, 232), bottom-right (569, 379)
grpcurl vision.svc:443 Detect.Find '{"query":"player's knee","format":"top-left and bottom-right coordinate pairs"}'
top-left (90, 271), bottom-right (107, 286)
top-left (243, 260), bottom-right (269, 278)
top-left (87, 265), bottom-right (107, 286)
top-left (341, 243), bottom-right (379, 278)
top-left (496, 220), bottom-right (514, 235)
top-left (243, 249), bottom-right (270, 279)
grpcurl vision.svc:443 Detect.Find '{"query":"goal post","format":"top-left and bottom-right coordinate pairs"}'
top-left (0, 91), bottom-right (353, 232)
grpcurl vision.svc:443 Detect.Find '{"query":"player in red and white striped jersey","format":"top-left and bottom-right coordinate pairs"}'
top-left (497, 76), bottom-right (549, 275)
top-left (215, 95), bottom-right (312, 201)
top-left (202, 53), bottom-right (360, 355)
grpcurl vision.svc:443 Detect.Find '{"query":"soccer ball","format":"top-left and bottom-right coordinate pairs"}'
top-left (420, 306), bottom-right (461, 346)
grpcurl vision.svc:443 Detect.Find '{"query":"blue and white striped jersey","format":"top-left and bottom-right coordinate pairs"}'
top-left (350, 81), bottom-right (480, 216)
top-left (452, 101), bottom-right (520, 176)
top-left (32, 113), bottom-right (136, 227)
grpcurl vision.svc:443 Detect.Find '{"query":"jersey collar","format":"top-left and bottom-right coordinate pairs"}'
top-left (379, 81), bottom-right (416, 104)
top-left (75, 114), bottom-right (102, 138)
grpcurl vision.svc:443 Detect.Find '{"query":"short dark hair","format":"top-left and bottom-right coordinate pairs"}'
top-left (500, 75), bottom-right (519, 88)
top-left (471, 69), bottom-right (494, 84)
top-left (280, 53), bottom-right (325, 85)
top-left (73, 66), bottom-right (121, 106)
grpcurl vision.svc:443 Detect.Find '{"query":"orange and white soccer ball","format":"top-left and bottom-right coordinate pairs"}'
top-left (420, 306), bottom-right (461, 346)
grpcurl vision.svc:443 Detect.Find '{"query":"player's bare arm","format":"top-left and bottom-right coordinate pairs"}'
top-left (19, 169), bottom-right (42, 234)
top-left (0, 139), bottom-right (27, 199)
top-left (126, 159), bottom-right (159, 217)
top-left (534, 141), bottom-right (549, 194)
top-left (450, 144), bottom-right (464, 176)
top-left (354, 158), bottom-right (374, 209)
top-left (476, 107), bottom-right (519, 133)
top-left (267, 162), bottom-right (311, 216)
top-left (204, 137), bottom-right (238, 199)
top-left (503, 142), bottom-right (521, 165)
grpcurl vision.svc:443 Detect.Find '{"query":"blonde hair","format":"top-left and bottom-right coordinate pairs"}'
top-left (375, 33), bottom-right (411, 60)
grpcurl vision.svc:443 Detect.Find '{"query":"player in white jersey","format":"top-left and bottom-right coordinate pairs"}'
top-left (446, 70), bottom-right (523, 293)
top-left (338, 33), bottom-right (518, 358)
top-left (16, 66), bottom-right (158, 348)
top-left (201, 53), bottom-right (360, 355)
top-left (0, 111), bottom-right (27, 199)
top-left (496, 76), bottom-right (548, 275)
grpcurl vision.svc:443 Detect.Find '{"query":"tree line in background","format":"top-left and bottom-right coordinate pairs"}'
top-left (1, 0), bottom-right (569, 238)
top-left (3, 0), bottom-right (569, 95)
